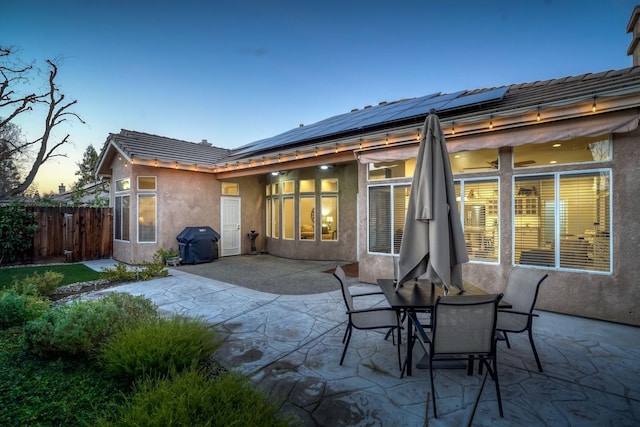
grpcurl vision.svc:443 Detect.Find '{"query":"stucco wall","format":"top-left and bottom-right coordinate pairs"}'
top-left (357, 130), bottom-right (640, 326)
top-left (110, 160), bottom-right (219, 264)
top-left (264, 162), bottom-right (358, 262)
top-left (221, 175), bottom-right (266, 255)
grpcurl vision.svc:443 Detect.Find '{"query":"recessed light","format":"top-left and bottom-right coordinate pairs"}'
top-left (552, 143), bottom-right (561, 148)
top-left (549, 160), bottom-right (557, 164)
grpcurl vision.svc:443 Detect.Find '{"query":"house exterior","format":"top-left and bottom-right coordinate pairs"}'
top-left (96, 10), bottom-right (640, 326)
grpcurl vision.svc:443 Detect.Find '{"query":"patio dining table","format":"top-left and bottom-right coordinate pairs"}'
top-left (377, 278), bottom-right (509, 376)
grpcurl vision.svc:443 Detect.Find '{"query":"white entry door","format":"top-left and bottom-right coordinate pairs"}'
top-left (220, 197), bottom-right (241, 256)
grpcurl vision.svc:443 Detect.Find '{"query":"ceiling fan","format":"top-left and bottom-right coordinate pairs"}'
top-left (369, 164), bottom-right (399, 170)
top-left (463, 159), bottom-right (535, 170)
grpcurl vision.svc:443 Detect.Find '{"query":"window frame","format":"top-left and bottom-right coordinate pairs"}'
top-left (137, 176), bottom-right (156, 191)
top-left (455, 177), bottom-right (500, 264)
top-left (137, 193), bottom-right (157, 243)
top-left (367, 182), bottom-right (411, 255)
top-left (512, 168), bottom-right (612, 274)
top-left (114, 194), bottom-right (130, 242)
top-left (282, 196), bottom-right (295, 240)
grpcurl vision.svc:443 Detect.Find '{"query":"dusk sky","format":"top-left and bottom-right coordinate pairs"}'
top-left (2, 0), bottom-right (637, 195)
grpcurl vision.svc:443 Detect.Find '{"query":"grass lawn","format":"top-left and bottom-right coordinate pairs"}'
top-left (0, 264), bottom-right (103, 290)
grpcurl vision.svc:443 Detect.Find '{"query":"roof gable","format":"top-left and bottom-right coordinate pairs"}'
top-left (96, 130), bottom-right (230, 175)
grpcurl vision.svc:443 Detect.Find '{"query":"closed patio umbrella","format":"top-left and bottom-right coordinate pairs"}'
top-left (396, 111), bottom-right (468, 293)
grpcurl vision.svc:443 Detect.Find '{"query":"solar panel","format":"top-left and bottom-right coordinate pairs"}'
top-left (386, 90), bottom-right (465, 122)
top-left (439, 87), bottom-right (508, 111)
top-left (233, 87), bottom-right (509, 156)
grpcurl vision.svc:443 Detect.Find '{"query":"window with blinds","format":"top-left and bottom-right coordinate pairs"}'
top-left (137, 193), bottom-right (156, 243)
top-left (514, 170), bottom-right (611, 273)
top-left (455, 179), bottom-right (499, 262)
top-left (368, 184), bottom-right (409, 254)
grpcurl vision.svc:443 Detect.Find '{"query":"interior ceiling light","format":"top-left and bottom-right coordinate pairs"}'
top-left (489, 116), bottom-right (494, 130)
top-left (451, 122), bottom-right (455, 135)
top-left (271, 171), bottom-right (279, 176)
top-left (537, 108), bottom-right (541, 122)
top-left (553, 143), bottom-right (562, 148)
top-left (592, 96), bottom-right (597, 112)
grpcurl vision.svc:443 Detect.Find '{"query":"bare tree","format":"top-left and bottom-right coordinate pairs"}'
top-left (0, 46), bottom-right (84, 198)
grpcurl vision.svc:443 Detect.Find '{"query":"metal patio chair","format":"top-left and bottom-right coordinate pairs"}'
top-left (333, 265), bottom-right (403, 370)
top-left (496, 268), bottom-right (548, 372)
top-left (408, 293), bottom-right (504, 421)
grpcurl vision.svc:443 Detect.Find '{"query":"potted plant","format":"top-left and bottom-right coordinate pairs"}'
top-left (158, 248), bottom-right (181, 266)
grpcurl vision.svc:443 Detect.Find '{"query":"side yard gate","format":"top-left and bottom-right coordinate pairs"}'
top-left (27, 207), bottom-right (113, 262)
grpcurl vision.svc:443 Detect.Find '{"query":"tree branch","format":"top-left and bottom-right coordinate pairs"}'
top-left (0, 49), bottom-right (83, 198)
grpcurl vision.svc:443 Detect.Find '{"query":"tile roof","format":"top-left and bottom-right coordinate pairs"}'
top-left (106, 129), bottom-right (230, 165)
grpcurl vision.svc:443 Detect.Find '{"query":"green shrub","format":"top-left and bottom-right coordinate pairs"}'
top-left (12, 271), bottom-right (64, 297)
top-left (23, 293), bottom-right (158, 358)
top-left (101, 316), bottom-right (221, 381)
top-left (137, 260), bottom-right (169, 281)
top-left (0, 204), bottom-right (38, 266)
top-left (0, 289), bottom-right (49, 327)
top-left (97, 368), bottom-right (290, 427)
top-left (101, 262), bottom-right (138, 282)
top-left (101, 260), bottom-right (169, 282)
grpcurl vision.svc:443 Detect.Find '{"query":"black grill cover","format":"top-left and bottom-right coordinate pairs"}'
top-left (176, 226), bottom-right (220, 264)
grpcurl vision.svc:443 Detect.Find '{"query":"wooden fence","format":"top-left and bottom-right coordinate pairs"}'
top-left (26, 206), bottom-right (113, 263)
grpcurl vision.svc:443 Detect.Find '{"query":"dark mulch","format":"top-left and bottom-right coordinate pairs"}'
top-left (324, 262), bottom-right (358, 277)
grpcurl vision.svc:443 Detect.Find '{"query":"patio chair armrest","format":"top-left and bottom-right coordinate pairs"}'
top-left (498, 308), bottom-right (532, 317)
top-left (352, 291), bottom-right (385, 298)
top-left (347, 307), bottom-right (397, 315)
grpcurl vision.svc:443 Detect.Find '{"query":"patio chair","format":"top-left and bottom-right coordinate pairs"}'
top-left (408, 293), bottom-right (504, 420)
top-left (496, 268), bottom-right (548, 372)
top-left (333, 265), bottom-right (403, 370)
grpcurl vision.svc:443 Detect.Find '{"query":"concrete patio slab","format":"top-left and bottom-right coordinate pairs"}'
top-left (82, 256), bottom-right (640, 426)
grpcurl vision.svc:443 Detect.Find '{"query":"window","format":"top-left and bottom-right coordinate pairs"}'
top-left (114, 195), bottom-right (130, 241)
top-left (455, 179), bottom-right (499, 262)
top-left (321, 178), bottom-right (338, 192)
top-left (266, 198), bottom-right (272, 237)
top-left (138, 176), bottom-right (156, 190)
top-left (116, 178), bottom-right (130, 191)
top-left (449, 148), bottom-right (500, 174)
top-left (222, 182), bottom-right (239, 195)
top-left (271, 198), bottom-right (280, 238)
top-left (115, 177), bottom-right (130, 241)
top-left (513, 135), bottom-right (610, 168)
top-left (368, 159), bottom-right (416, 180)
top-left (138, 194), bottom-right (156, 242)
top-left (514, 170), bottom-right (611, 273)
top-left (299, 179), bottom-right (315, 192)
top-left (283, 197), bottom-right (294, 239)
top-left (368, 184), bottom-right (409, 254)
top-left (321, 195), bottom-right (337, 241)
top-left (320, 178), bottom-right (338, 241)
top-left (282, 181), bottom-right (294, 194)
top-left (299, 196), bottom-right (315, 240)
